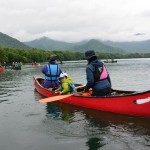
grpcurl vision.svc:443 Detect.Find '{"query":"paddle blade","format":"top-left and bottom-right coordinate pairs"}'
top-left (39, 94), bottom-right (73, 103)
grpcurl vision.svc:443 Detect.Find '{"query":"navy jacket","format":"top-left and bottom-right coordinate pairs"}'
top-left (85, 59), bottom-right (111, 92)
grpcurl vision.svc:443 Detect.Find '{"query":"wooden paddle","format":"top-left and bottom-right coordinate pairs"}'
top-left (39, 85), bottom-right (86, 103)
top-left (74, 85), bottom-right (85, 90)
top-left (39, 94), bottom-right (73, 103)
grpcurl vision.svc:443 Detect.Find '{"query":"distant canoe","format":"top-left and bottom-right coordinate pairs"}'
top-left (0, 66), bottom-right (5, 73)
top-left (6, 65), bottom-right (21, 70)
top-left (32, 63), bottom-right (41, 66)
top-left (103, 60), bottom-right (117, 63)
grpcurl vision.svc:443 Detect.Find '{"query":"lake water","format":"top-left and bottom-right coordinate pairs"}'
top-left (0, 58), bottom-right (150, 150)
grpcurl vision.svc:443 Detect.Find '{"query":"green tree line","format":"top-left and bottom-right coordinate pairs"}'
top-left (0, 48), bottom-right (150, 64)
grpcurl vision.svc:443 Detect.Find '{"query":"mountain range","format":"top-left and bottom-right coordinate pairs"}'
top-left (103, 40), bottom-right (150, 53)
top-left (1, 32), bottom-right (150, 53)
top-left (0, 32), bottom-right (31, 50)
top-left (24, 37), bottom-right (124, 53)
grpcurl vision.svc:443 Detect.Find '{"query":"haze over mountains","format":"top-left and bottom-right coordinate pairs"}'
top-left (1, 32), bottom-right (150, 53)
top-left (103, 40), bottom-right (150, 53)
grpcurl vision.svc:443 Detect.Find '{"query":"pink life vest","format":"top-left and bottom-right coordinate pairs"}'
top-left (100, 65), bottom-right (108, 80)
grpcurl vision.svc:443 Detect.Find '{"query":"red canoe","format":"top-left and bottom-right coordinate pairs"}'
top-left (32, 63), bottom-right (40, 66)
top-left (33, 76), bottom-right (150, 118)
top-left (0, 66), bottom-right (5, 73)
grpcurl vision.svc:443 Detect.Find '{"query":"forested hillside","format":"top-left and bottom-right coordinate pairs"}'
top-left (0, 32), bottom-right (31, 50)
top-left (1, 32), bottom-right (150, 54)
top-left (1, 47), bottom-right (150, 64)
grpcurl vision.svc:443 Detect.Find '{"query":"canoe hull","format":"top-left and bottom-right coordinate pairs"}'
top-left (33, 77), bottom-right (150, 118)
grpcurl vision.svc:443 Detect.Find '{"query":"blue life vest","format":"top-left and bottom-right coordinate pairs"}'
top-left (45, 64), bottom-right (60, 81)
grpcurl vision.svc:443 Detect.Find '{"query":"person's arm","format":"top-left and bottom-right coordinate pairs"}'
top-left (55, 86), bottom-right (61, 93)
top-left (59, 67), bottom-right (63, 74)
top-left (84, 66), bottom-right (95, 92)
top-left (41, 65), bottom-right (48, 74)
top-left (107, 74), bottom-right (111, 87)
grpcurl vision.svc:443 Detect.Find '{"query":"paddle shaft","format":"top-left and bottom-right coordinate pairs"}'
top-left (39, 85), bottom-right (86, 103)
top-left (75, 85), bottom-right (85, 90)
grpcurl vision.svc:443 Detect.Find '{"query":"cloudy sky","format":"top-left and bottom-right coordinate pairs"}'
top-left (1, 0), bottom-right (150, 42)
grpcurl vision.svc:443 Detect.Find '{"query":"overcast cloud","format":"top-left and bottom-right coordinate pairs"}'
top-left (1, 0), bottom-right (150, 42)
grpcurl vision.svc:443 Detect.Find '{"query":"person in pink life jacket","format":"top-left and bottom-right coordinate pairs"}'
top-left (83, 50), bottom-right (112, 96)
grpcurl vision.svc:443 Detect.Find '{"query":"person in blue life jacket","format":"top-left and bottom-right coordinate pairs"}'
top-left (41, 54), bottom-right (62, 89)
top-left (83, 50), bottom-right (112, 96)
top-left (55, 72), bottom-right (75, 95)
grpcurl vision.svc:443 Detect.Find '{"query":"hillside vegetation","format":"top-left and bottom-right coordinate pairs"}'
top-left (0, 32), bottom-right (31, 50)
top-left (1, 47), bottom-right (150, 64)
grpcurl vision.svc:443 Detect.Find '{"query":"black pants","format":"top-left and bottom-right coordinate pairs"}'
top-left (92, 87), bottom-right (111, 96)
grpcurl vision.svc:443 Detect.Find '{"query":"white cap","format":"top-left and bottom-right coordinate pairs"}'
top-left (59, 72), bottom-right (68, 78)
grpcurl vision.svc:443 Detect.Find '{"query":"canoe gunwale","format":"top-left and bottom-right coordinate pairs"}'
top-left (34, 76), bottom-right (150, 98)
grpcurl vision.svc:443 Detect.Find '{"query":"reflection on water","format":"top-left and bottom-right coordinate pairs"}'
top-left (44, 101), bottom-right (150, 150)
top-left (0, 59), bottom-right (150, 150)
top-left (86, 137), bottom-right (105, 150)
